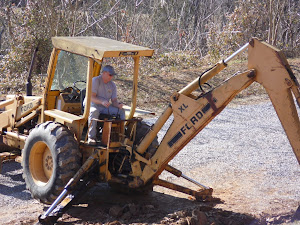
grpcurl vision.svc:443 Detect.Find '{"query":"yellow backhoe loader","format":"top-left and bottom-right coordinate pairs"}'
top-left (0, 37), bottom-right (299, 224)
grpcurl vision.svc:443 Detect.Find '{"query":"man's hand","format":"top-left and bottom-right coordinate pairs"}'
top-left (101, 100), bottom-right (110, 108)
top-left (117, 102), bottom-right (123, 109)
top-left (112, 98), bottom-right (123, 109)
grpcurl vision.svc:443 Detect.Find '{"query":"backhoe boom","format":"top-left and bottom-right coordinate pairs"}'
top-left (135, 38), bottom-right (300, 187)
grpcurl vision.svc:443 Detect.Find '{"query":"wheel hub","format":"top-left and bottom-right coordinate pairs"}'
top-left (29, 141), bottom-right (53, 186)
top-left (43, 148), bottom-right (53, 179)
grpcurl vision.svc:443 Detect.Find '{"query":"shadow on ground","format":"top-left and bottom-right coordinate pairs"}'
top-left (0, 158), bottom-right (32, 201)
top-left (51, 183), bottom-right (258, 225)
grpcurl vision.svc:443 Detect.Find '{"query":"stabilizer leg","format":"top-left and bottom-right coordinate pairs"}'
top-left (37, 150), bottom-right (100, 224)
top-left (153, 178), bottom-right (213, 201)
top-left (152, 164), bottom-right (215, 201)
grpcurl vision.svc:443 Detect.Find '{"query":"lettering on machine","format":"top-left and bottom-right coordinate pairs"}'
top-left (168, 99), bottom-right (217, 147)
top-left (21, 103), bottom-right (33, 114)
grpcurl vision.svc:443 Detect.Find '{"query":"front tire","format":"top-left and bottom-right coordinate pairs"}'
top-left (22, 121), bottom-right (81, 204)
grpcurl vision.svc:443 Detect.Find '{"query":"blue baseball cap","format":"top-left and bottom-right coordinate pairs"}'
top-left (102, 65), bottom-right (117, 76)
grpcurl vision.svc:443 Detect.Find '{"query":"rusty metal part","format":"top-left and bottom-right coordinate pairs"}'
top-left (204, 92), bottom-right (218, 112)
top-left (153, 178), bottom-right (213, 201)
top-left (165, 164), bottom-right (209, 189)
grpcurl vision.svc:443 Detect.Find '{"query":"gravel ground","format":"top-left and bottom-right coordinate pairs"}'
top-left (0, 162), bottom-right (43, 224)
top-left (0, 100), bottom-right (299, 224)
top-left (150, 100), bottom-right (300, 219)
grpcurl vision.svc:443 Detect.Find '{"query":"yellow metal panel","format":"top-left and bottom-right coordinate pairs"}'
top-left (47, 93), bottom-right (58, 110)
top-left (4, 131), bottom-right (26, 149)
top-left (15, 97), bottom-right (42, 121)
top-left (82, 59), bottom-right (94, 120)
top-left (44, 109), bottom-right (82, 124)
top-left (127, 57), bottom-right (139, 119)
top-left (42, 49), bottom-right (60, 122)
top-left (52, 37), bottom-right (154, 60)
top-left (0, 110), bottom-right (12, 129)
top-left (0, 99), bottom-right (14, 109)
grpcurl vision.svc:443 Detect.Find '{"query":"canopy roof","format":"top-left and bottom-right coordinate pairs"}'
top-left (52, 36), bottom-right (154, 60)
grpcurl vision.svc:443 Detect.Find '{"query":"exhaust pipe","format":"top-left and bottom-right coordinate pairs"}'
top-left (26, 46), bottom-right (38, 96)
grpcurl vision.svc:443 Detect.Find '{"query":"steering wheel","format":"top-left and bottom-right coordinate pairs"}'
top-left (73, 80), bottom-right (86, 93)
top-left (61, 86), bottom-right (74, 94)
top-left (61, 81), bottom-right (86, 100)
top-left (69, 80), bottom-right (86, 100)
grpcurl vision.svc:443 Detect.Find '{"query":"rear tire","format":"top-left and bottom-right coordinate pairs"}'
top-left (134, 121), bottom-right (159, 157)
top-left (22, 121), bottom-right (81, 204)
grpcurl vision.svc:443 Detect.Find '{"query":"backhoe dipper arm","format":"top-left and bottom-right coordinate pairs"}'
top-left (248, 38), bottom-right (300, 164)
top-left (134, 38), bottom-right (300, 187)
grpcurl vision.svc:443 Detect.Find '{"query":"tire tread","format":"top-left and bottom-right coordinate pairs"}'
top-left (22, 121), bottom-right (82, 204)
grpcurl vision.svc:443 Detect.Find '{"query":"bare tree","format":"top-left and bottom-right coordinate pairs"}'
top-left (0, 0), bottom-right (299, 92)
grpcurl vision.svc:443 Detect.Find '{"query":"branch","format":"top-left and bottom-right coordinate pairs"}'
top-left (135, 0), bottom-right (144, 7)
top-left (88, 0), bottom-right (102, 10)
top-left (5, 5), bottom-right (16, 43)
top-left (184, 3), bottom-right (222, 51)
top-left (76, 0), bottom-right (120, 35)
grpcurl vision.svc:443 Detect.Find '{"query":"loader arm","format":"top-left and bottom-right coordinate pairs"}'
top-left (134, 38), bottom-right (300, 187)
